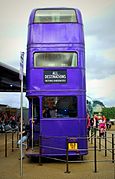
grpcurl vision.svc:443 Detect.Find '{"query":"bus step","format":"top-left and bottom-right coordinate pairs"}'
top-left (25, 147), bottom-right (40, 156)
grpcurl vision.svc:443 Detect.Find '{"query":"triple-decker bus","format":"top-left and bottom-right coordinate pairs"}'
top-left (26, 8), bottom-right (87, 158)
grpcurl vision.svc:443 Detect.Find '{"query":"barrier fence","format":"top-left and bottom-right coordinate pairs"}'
top-left (2, 129), bottom-right (115, 175)
top-left (4, 131), bottom-right (19, 157)
top-left (38, 131), bottom-right (115, 173)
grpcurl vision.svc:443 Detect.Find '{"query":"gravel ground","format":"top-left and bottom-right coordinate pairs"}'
top-left (0, 125), bottom-right (115, 179)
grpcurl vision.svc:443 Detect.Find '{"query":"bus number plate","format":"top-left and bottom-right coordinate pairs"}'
top-left (68, 143), bottom-right (78, 150)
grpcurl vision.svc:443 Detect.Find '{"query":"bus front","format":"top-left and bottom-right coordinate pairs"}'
top-left (26, 8), bottom-right (87, 157)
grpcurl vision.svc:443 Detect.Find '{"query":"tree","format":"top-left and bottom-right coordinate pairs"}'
top-left (102, 107), bottom-right (115, 120)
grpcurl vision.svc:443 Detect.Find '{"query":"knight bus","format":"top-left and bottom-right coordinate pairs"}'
top-left (26, 8), bottom-right (87, 158)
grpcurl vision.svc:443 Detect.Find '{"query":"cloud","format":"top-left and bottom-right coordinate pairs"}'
top-left (85, 5), bottom-right (115, 80)
top-left (86, 75), bottom-right (115, 105)
top-left (85, 5), bottom-right (115, 48)
top-left (86, 53), bottom-right (115, 80)
top-left (103, 48), bottom-right (115, 61)
top-left (0, 0), bottom-right (115, 107)
top-left (85, 4), bottom-right (115, 106)
top-left (0, 33), bottom-right (27, 71)
top-left (85, 35), bottom-right (115, 79)
top-left (0, 92), bottom-right (28, 108)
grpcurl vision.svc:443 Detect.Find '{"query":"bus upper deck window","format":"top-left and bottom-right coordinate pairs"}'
top-left (34, 52), bottom-right (78, 67)
top-left (34, 9), bottom-right (77, 23)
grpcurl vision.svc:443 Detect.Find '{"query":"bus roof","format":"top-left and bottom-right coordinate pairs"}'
top-left (28, 8), bottom-right (83, 25)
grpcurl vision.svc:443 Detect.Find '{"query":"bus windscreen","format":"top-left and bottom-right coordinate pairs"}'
top-left (34, 52), bottom-right (77, 67)
top-left (34, 9), bottom-right (77, 23)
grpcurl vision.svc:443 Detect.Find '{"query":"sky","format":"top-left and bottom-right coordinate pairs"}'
top-left (0, 0), bottom-right (115, 108)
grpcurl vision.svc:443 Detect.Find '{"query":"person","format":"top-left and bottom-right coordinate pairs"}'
top-left (106, 119), bottom-right (111, 130)
top-left (43, 99), bottom-right (56, 118)
top-left (90, 118), bottom-right (94, 129)
top-left (0, 116), bottom-right (4, 132)
top-left (102, 115), bottom-right (106, 123)
top-left (17, 122), bottom-right (30, 159)
top-left (93, 114), bottom-right (98, 129)
top-left (87, 113), bottom-right (90, 140)
top-left (10, 115), bottom-right (17, 130)
top-left (98, 116), bottom-right (106, 138)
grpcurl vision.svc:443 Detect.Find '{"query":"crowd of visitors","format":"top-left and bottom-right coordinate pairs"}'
top-left (87, 113), bottom-right (111, 139)
top-left (0, 111), bottom-right (30, 159)
top-left (0, 112), bottom-right (20, 132)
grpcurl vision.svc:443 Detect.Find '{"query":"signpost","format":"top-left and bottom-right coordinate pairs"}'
top-left (19, 52), bottom-right (24, 176)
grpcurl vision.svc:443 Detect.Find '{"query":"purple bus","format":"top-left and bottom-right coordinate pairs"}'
top-left (26, 8), bottom-right (87, 158)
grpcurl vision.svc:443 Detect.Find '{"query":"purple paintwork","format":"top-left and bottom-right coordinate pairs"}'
top-left (26, 8), bottom-right (87, 157)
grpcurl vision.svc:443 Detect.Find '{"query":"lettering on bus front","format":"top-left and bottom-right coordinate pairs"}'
top-left (44, 70), bottom-right (67, 83)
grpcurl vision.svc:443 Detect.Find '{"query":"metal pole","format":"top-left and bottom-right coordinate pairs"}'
top-left (91, 128), bottom-right (93, 144)
top-left (105, 131), bottom-right (107, 157)
top-left (17, 132), bottom-right (19, 148)
top-left (20, 75), bottom-right (23, 176)
top-left (32, 98), bottom-right (34, 150)
top-left (5, 132), bottom-right (7, 157)
top-left (112, 134), bottom-right (114, 163)
top-left (94, 128), bottom-right (97, 173)
top-left (39, 135), bottom-right (42, 166)
top-left (65, 137), bottom-right (70, 173)
top-left (12, 131), bottom-right (14, 152)
top-left (19, 51), bottom-right (24, 177)
top-left (99, 136), bottom-right (101, 151)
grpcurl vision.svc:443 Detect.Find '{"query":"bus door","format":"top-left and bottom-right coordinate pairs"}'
top-left (30, 97), bottom-right (40, 148)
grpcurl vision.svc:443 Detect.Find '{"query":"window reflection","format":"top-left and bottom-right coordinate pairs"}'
top-left (42, 96), bottom-right (77, 118)
top-left (34, 9), bottom-right (77, 23)
top-left (34, 52), bottom-right (77, 67)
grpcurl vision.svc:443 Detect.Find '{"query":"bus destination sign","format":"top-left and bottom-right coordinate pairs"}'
top-left (44, 70), bottom-right (67, 83)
